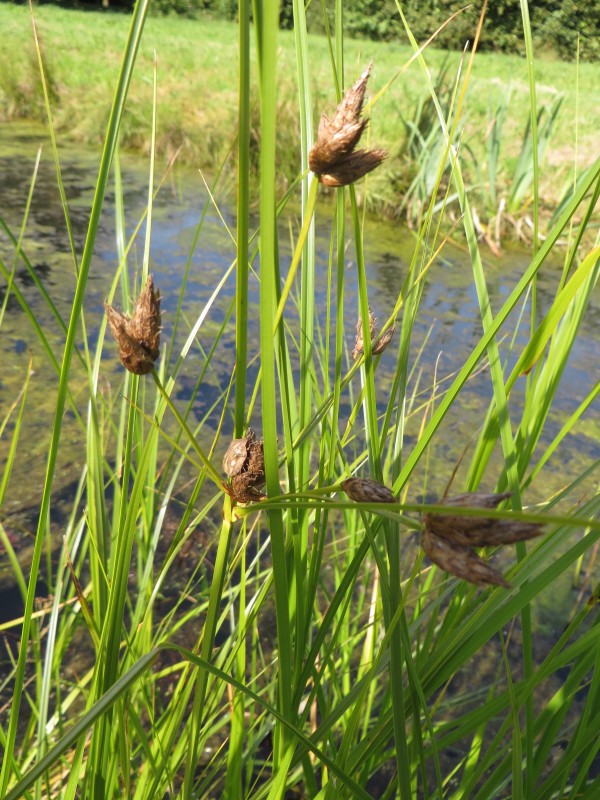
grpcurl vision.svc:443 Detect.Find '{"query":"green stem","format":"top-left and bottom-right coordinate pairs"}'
top-left (0, 3), bottom-right (150, 794)
top-left (272, 175), bottom-right (319, 334)
top-left (151, 371), bottom-right (223, 489)
top-left (234, 0), bottom-right (251, 437)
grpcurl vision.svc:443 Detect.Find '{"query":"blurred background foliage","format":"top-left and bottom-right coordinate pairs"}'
top-left (7, 0), bottom-right (600, 61)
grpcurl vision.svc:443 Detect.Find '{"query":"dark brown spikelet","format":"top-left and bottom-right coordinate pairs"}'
top-left (129, 275), bottom-right (161, 360)
top-left (424, 492), bottom-right (545, 547)
top-left (309, 63), bottom-right (386, 187)
top-left (342, 477), bottom-right (396, 504)
top-left (223, 429), bottom-right (266, 504)
top-left (105, 275), bottom-right (161, 375)
top-left (422, 491), bottom-right (546, 588)
top-left (309, 66), bottom-right (370, 174)
top-left (422, 528), bottom-right (510, 588)
top-left (352, 307), bottom-right (396, 360)
top-left (319, 149), bottom-right (387, 188)
top-left (229, 474), bottom-right (267, 504)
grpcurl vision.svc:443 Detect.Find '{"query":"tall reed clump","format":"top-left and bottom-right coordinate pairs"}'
top-left (1, 1), bottom-right (600, 799)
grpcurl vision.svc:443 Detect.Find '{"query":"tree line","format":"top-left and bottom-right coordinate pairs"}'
top-left (17, 0), bottom-right (600, 61)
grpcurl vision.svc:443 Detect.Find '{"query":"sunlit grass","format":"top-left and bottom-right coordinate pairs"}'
top-left (1, 3), bottom-right (599, 225)
top-left (1, 1), bottom-right (600, 799)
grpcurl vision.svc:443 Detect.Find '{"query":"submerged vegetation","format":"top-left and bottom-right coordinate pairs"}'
top-left (1, 1), bottom-right (600, 799)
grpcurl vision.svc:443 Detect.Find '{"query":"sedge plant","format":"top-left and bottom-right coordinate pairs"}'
top-left (1, 1), bottom-right (600, 799)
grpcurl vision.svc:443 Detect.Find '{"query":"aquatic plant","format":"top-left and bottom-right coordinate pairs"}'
top-left (1, 2), bottom-right (600, 800)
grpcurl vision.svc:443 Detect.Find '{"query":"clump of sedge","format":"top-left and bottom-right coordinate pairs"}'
top-left (223, 429), bottom-right (266, 504)
top-left (422, 492), bottom-right (545, 588)
top-left (342, 477), bottom-right (396, 504)
top-left (105, 275), bottom-right (161, 375)
top-left (352, 307), bottom-right (396, 360)
top-left (309, 63), bottom-right (386, 187)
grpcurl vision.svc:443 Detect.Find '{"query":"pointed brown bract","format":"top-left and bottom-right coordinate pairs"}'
top-left (424, 492), bottom-right (545, 547)
top-left (129, 275), bottom-right (161, 361)
top-left (422, 528), bottom-right (510, 588)
top-left (352, 306), bottom-right (396, 360)
top-left (309, 63), bottom-right (386, 187)
top-left (422, 491), bottom-right (546, 588)
top-left (319, 148), bottom-right (387, 188)
top-left (105, 276), bottom-right (161, 375)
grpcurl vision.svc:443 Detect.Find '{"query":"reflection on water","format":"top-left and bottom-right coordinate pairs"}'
top-left (1, 122), bottom-right (599, 562)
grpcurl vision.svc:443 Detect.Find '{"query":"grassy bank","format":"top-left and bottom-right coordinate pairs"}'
top-left (2, 1), bottom-right (600, 798)
top-left (1, 3), bottom-right (599, 236)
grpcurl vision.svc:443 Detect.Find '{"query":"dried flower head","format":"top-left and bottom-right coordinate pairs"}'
top-left (342, 477), bottom-right (396, 504)
top-left (105, 276), bottom-right (161, 375)
top-left (422, 491), bottom-right (546, 588)
top-left (229, 473), bottom-right (267, 504)
top-left (129, 276), bottom-right (161, 361)
top-left (424, 492), bottom-right (545, 547)
top-left (309, 63), bottom-right (386, 187)
top-left (318, 149), bottom-right (387, 188)
top-left (352, 307), bottom-right (396, 360)
top-left (422, 527), bottom-right (510, 588)
top-left (223, 429), bottom-right (266, 504)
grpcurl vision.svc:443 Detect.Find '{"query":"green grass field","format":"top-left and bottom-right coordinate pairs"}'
top-left (1, 3), bottom-right (599, 226)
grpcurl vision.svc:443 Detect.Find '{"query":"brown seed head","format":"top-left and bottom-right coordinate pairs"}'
top-left (424, 492), bottom-right (545, 547)
top-left (342, 477), bottom-right (396, 504)
top-left (421, 491), bottom-right (546, 588)
top-left (318, 149), bottom-right (387, 188)
top-left (246, 435), bottom-right (265, 477)
top-left (309, 63), bottom-right (386, 187)
top-left (105, 275), bottom-right (161, 375)
top-left (352, 307), bottom-right (396, 360)
top-left (129, 275), bottom-right (161, 360)
top-left (223, 429), bottom-right (266, 504)
top-left (422, 528), bottom-right (510, 588)
top-left (326, 63), bottom-right (371, 139)
top-left (309, 115), bottom-right (368, 176)
top-left (309, 64), bottom-right (371, 174)
top-left (229, 473), bottom-right (266, 504)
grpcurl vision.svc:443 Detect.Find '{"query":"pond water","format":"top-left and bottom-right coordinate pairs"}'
top-left (0, 121), bottom-right (599, 619)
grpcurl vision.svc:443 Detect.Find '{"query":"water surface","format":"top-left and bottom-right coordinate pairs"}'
top-left (1, 121), bottom-right (598, 617)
